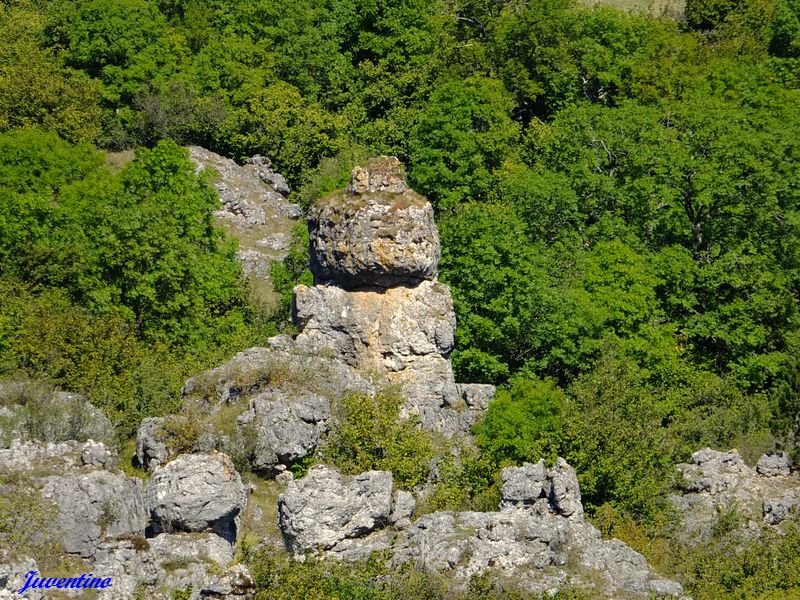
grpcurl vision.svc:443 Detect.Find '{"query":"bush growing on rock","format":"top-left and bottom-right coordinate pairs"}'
top-left (322, 391), bottom-right (434, 489)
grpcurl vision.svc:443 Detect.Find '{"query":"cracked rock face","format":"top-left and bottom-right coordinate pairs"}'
top-left (672, 448), bottom-right (800, 541)
top-left (278, 465), bottom-right (394, 555)
top-left (40, 469), bottom-right (148, 559)
top-left (146, 453), bottom-right (246, 542)
top-left (309, 157), bottom-right (440, 289)
top-left (237, 387), bottom-right (330, 475)
top-left (279, 460), bottom-right (683, 598)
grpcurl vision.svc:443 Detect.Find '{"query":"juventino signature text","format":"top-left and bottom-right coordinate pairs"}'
top-left (18, 571), bottom-right (112, 594)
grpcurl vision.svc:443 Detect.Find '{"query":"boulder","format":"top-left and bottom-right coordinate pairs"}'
top-left (278, 465), bottom-right (394, 555)
top-left (136, 417), bottom-right (170, 470)
top-left (308, 157), bottom-right (440, 288)
top-left (146, 453), bottom-right (246, 542)
top-left (40, 470), bottom-right (148, 558)
top-left (237, 387), bottom-right (330, 474)
top-left (763, 489), bottom-right (800, 525)
top-left (756, 451), bottom-right (793, 477)
top-left (499, 459), bottom-right (583, 519)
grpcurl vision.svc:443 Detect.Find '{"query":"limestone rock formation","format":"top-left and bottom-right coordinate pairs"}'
top-left (41, 470), bottom-right (148, 558)
top-left (92, 533), bottom-right (254, 600)
top-left (309, 157), bottom-right (439, 288)
top-left (188, 146), bottom-right (299, 290)
top-left (673, 448), bottom-right (800, 540)
top-left (146, 453), bottom-right (246, 541)
top-left (237, 387), bottom-right (330, 475)
top-left (282, 157), bottom-right (489, 431)
top-left (278, 460), bottom-right (684, 598)
top-left (278, 465), bottom-right (394, 555)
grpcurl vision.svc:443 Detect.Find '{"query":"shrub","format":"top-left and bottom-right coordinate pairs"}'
top-left (322, 391), bottom-right (434, 489)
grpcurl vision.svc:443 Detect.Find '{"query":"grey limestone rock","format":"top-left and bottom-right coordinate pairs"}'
top-left (0, 439), bottom-right (115, 474)
top-left (345, 158), bottom-right (407, 195)
top-left (92, 533), bottom-right (254, 600)
top-left (309, 157), bottom-right (440, 289)
top-left (678, 447), bottom-right (752, 494)
top-left (500, 461), bottom-right (549, 509)
top-left (0, 549), bottom-right (43, 600)
top-left (146, 453), bottom-right (246, 542)
top-left (136, 416), bottom-right (170, 471)
top-left (81, 439), bottom-right (117, 468)
top-left (248, 154), bottom-right (291, 196)
top-left (763, 489), bottom-right (800, 525)
top-left (0, 383), bottom-right (114, 445)
top-left (291, 280), bottom-right (460, 427)
top-left (673, 447), bottom-right (800, 542)
top-left (455, 383), bottom-right (496, 410)
top-left (549, 457), bottom-right (584, 519)
top-left (188, 146), bottom-right (297, 301)
top-left (499, 459), bottom-right (582, 519)
top-left (756, 451), bottom-right (793, 477)
top-left (182, 342), bottom-right (374, 409)
top-left (237, 387), bottom-right (330, 474)
top-left (390, 490), bottom-right (416, 529)
top-left (278, 465), bottom-right (394, 555)
top-left (40, 469), bottom-right (148, 559)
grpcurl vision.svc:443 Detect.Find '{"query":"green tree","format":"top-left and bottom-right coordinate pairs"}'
top-left (409, 76), bottom-right (519, 208)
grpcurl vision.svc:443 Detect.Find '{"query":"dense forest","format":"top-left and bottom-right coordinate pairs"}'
top-left (2, 0), bottom-right (800, 596)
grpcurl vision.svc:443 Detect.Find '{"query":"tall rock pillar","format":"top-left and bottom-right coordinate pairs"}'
top-left (290, 157), bottom-right (489, 432)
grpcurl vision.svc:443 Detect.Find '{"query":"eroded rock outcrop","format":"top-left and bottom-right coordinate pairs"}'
top-left (278, 460), bottom-right (684, 598)
top-left (237, 387), bottom-right (330, 475)
top-left (278, 465), bottom-right (394, 555)
top-left (673, 448), bottom-right (800, 541)
top-left (309, 158), bottom-right (439, 288)
top-left (188, 146), bottom-right (299, 288)
top-left (288, 157), bottom-right (491, 431)
top-left (146, 453), bottom-right (246, 542)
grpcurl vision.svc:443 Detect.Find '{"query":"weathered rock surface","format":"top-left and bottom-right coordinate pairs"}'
top-left (136, 416), bottom-right (170, 470)
top-left (0, 549), bottom-right (43, 600)
top-left (309, 157), bottom-right (439, 289)
top-left (237, 387), bottom-right (330, 475)
top-left (92, 533), bottom-right (254, 600)
top-left (291, 280), bottom-right (461, 423)
top-left (673, 448), bottom-right (800, 541)
top-left (182, 340), bottom-right (374, 409)
top-left (280, 461), bottom-right (683, 598)
top-left (0, 439), bottom-right (116, 473)
top-left (278, 465), bottom-right (394, 555)
top-left (188, 146), bottom-right (299, 287)
top-left (146, 453), bottom-right (246, 542)
top-left (756, 451), bottom-right (793, 477)
top-left (40, 469), bottom-right (148, 558)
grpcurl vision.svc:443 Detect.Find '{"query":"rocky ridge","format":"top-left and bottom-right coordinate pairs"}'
top-left (278, 461), bottom-right (684, 597)
top-left (188, 146), bottom-right (301, 298)
top-left (0, 436), bottom-right (253, 599)
top-left (672, 447), bottom-right (800, 542)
